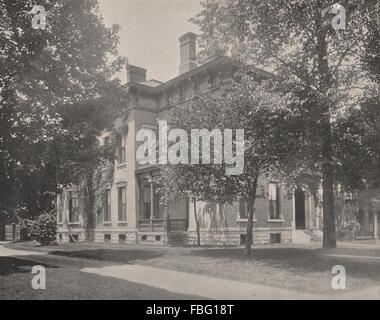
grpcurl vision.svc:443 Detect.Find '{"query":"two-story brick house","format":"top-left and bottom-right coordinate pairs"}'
top-left (56, 32), bottom-right (322, 246)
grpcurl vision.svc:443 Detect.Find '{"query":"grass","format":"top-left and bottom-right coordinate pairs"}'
top-left (3, 241), bottom-right (380, 297)
top-left (0, 250), bottom-right (201, 300)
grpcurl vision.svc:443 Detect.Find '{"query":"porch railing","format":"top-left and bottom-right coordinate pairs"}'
top-left (138, 218), bottom-right (166, 231)
top-left (167, 219), bottom-right (188, 231)
top-left (137, 218), bottom-right (188, 232)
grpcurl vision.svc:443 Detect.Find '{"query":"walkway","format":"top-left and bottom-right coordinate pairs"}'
top-left (82, 264), bottom-right (324, 300)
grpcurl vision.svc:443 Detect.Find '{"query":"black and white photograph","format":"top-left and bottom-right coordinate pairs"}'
top-left (0, 0), bottom-right (380, 305)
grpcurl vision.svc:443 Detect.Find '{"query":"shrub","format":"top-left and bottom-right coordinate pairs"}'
top-left (20, 218), bottom-right (34, 240)
top-left (24, 211), bottom-right (57, 245)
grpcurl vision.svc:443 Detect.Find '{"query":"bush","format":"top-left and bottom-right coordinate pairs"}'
top-left (20, 218), bottom-right (34, 240)
top-left (21, 212), bottom-right (57, 245)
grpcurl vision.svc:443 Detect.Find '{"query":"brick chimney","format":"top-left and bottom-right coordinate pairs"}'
top-left (179, 32), bottom-right (197, 75)
top-left (126, 64), bottom-right (147, 83)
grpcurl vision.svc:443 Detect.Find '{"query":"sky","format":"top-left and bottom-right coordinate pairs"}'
top-left (98, 0), bottom-right (202, 83)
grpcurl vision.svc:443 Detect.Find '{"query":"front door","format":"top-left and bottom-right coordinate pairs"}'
top-left (0, 223), bottom-right (5, 241)
top-left (295, 188), bottom-right (306, 230)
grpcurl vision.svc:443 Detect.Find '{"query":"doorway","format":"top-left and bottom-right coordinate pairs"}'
top-left (0, 217), bottom-right (5, 241)
top-left (295, 188), bottom-right (306, 230)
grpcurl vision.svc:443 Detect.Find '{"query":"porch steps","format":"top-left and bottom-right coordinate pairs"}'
top-left (305, 229), bottom-right (323, 242)
top-left (166, 231), bottom-right (188, 246)
top-left (292, 230), bottom-right (311, 244)
top-left (292, 229), bottom-right (323, 244)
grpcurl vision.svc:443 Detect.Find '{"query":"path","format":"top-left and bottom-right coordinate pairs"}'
top-left (82, 264), bottom-right (324, 300)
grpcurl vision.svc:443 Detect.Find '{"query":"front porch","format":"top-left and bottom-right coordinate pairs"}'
top-left (137, 219), bottom-right (189, 245)
top-left (136, 170), bottom-right (189, 244)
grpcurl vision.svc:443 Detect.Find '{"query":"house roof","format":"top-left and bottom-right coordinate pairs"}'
top-left (139, 80), bottom-right (163, 88)
top-left (125, 56), bottom-right (231, 93)
top-left (125, 55), bottom-right (273, 94)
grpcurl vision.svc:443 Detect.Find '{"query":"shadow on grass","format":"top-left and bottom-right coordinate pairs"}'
top-left (49, 249), bottom-right (163, 265)
top-left (0, 257), bottom-right (57, 276)
top-left (187, 247), bottom-right (380, 283)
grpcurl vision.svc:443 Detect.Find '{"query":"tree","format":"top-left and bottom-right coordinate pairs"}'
top-left (157, 164), bottom-right (213, 246)
top-left (192, 0), bottom-right (376, 248)
top-left (333, 2), bottom-right (380, 194)
top-left (0, 0), bottom-right (127, 228)
top-left (157, 75), bottom-right (296, 255)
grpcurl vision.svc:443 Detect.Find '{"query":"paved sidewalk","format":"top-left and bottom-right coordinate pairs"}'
top-left (0, 244), bottom-right (47, 257)
top-left (82, 264), bottom-right (380, 300)
top-left (338, 240), bottom-right (380, 248)
top-left (82, 264), bottom-right (324, 300)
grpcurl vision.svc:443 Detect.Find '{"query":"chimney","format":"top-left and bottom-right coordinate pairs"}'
top-left (179, 32), bottom-right (197, 75)
top-left (126, 64), bottom-right (147, 83)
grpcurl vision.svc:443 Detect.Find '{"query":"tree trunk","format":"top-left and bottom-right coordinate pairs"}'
top-left (193, 198), bottom-right (201, 246)
top-left (245, 178), bottom-right (258, 256)
top-left (317, 15), bottom-right (337, 249)
top-left (84, 172), bottom-right (95, 241)
top-left (322, 129), bottom-right (337, 248)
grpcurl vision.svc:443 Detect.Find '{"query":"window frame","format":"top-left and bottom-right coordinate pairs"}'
top-left (142, 184), bottom-right (151, 219)
top-left (238, 199), bottom-right (256, 221)
top-left (117, 185), bottom-right (127, 222)
top-left (57, 193), bottom-right (63, 223)
top-left (104, 189), bottom-right (112, 222)
top-left (117, 134), bottom-right (126, 164)
top-left (68, 191), bottom-right (79, 223)
top-left (268, 183), bottom-right (281, 220)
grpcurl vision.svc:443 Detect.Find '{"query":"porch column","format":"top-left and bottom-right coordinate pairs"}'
top-left (150, 181), bottom-right (154, 230)
top-left (309, 192), bottom-right (313, 229)
top-left (374, 211), bottom-right (378, 240)
top-left (164, 192), bottom-right (170, 232)
top-left (292, 192), bottom-right (296, 229)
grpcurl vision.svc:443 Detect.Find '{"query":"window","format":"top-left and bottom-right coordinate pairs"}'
top-left (239, 200), bottom-right (248, 219)
top-left (143, 185), bottom-right (151, 219)
top-left (57, 194), bottom-right (62, 223)
top-left (155, 235), bottom-right (161, 241)
top-left (141, 125), bottom-right (158, 160)
top-left (269, 183), bottom-right (281, 219)
top-left (104, 189), bottom-right (111, 222)
top-left (119, 234), bottom-right (126, 244)
top-left (104, 234), bottom-right (111, 243)
top-left (118, 186), bottom-right (126, 221)
top-left (270, 233), bottom-right (281, 244)
top-left (141, 183), bottom-right (160, 219)
top-left (70, 234), bottom-right (79, 242)
top-left (239, 200), bottom-right (255, 220)
top-left (117, 135), bottom-right (126, 163)
top-left (68, 191), bottom-right (79, 222)
top-left (240, 234), bottom-right (247, 245)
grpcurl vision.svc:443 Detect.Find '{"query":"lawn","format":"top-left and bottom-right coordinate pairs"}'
top-left (4, 241), bottom-right (380, 297)
top-left (0, 248), bottom-right (202, 300)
